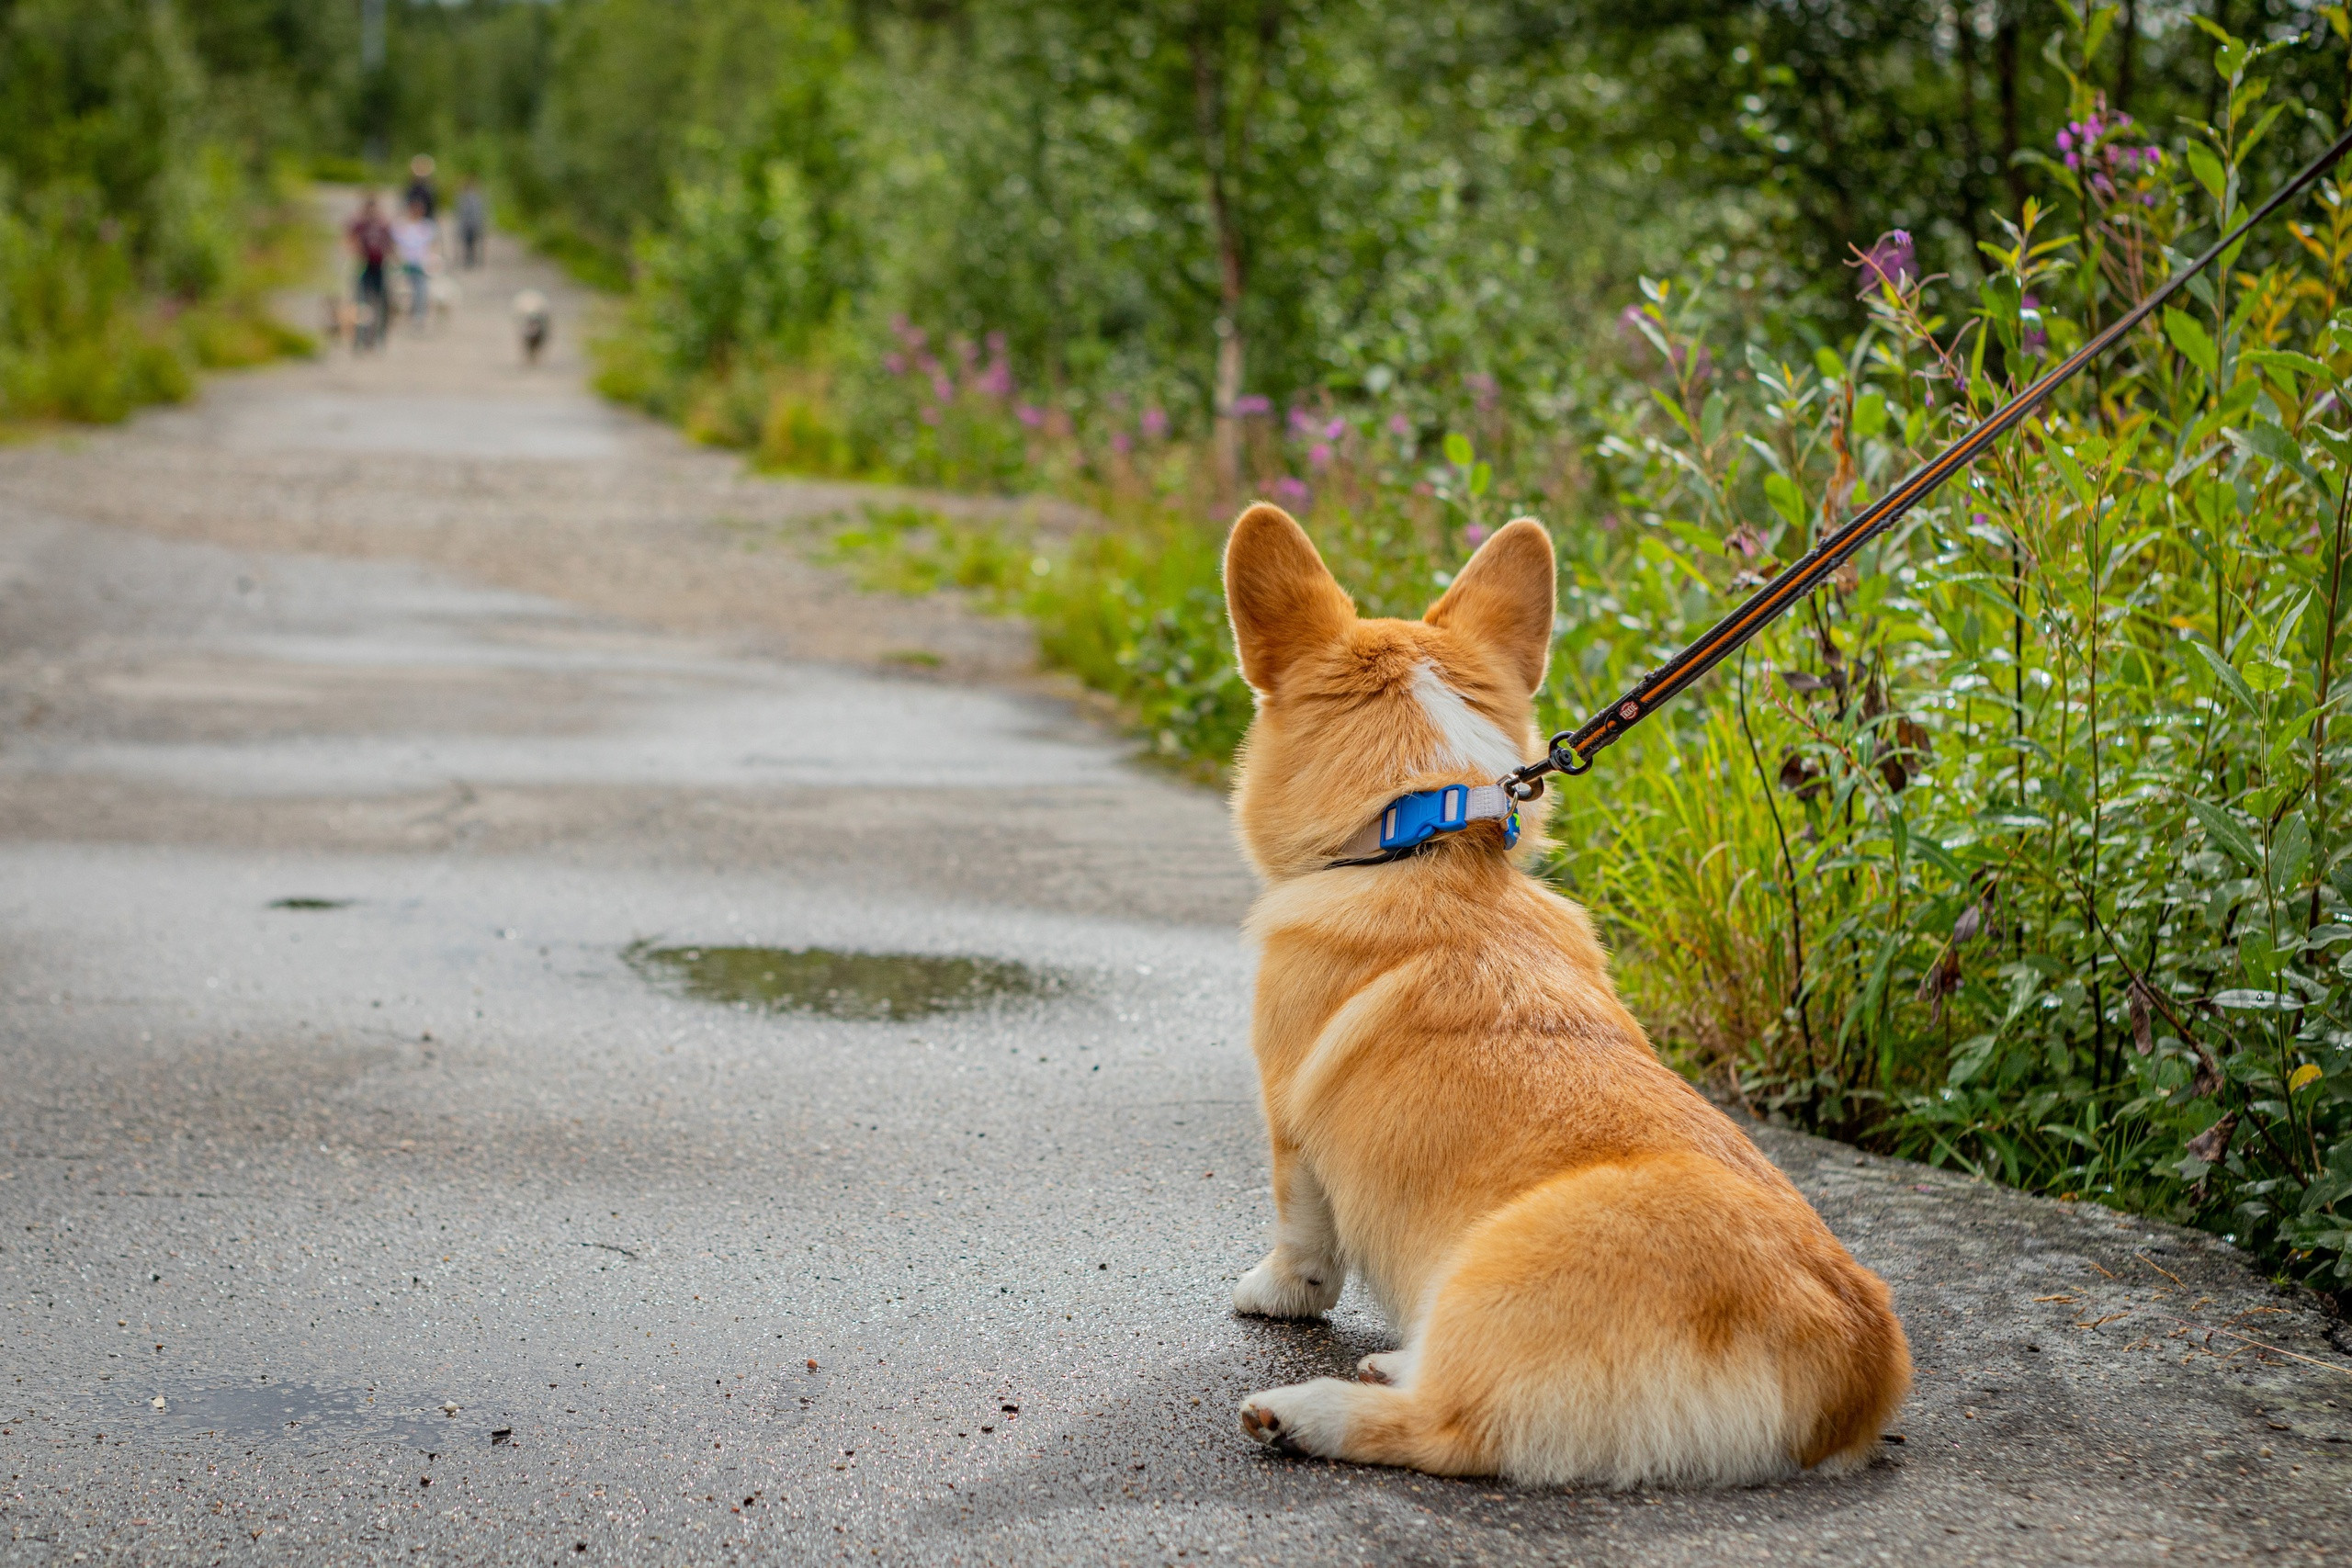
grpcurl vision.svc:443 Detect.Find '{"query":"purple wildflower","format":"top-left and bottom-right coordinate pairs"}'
top-left (1286, 405), bottom-right (1317, 437)
top-left (1141, 406), bottom-right (1169, 441)
top-left (1323, 417), bottom-right (1346, 441)
top-left (1387, 412), bottom-right (1413, 438)
top-left (1231, 394), bottom-right (1272, 418)
top-left (931, 372), bottom-right (956, 404)
top-left (1110, 431), bottom-right (1133, 457)
top-left (1853, 230), bottom-right (1917, 297)
top-left (882, 353), bottom-right (907, 377)
top-left (1015, 403), bottom-right (1045, 429)
top-left (974, 349), bottom-right (1013, 400)
top-left (1464, 523), bottom-right (1487, 547)
top-left (1272, 475), bottom-right (1311, 504)
top-left (1307, 442), bottom-right (1333, 468)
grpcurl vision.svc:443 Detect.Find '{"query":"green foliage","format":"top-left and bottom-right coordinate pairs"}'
top-left (0, 0), bottom-right (322, 424)
top-left (1548, 17), bottom-right (2352, 1289)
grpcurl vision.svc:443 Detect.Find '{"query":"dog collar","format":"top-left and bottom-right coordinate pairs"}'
top-left (1327, 784), bottom-right (1520, 868)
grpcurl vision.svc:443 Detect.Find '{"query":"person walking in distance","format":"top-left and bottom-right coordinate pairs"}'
top-left (391, 197), bottom-right (439, 329)
top-left (404, 153), bottom-right (438, 220)
top-left (457, 175), bottom-right (486, 269)
top-left (345, 193), bottom-right (393, 350)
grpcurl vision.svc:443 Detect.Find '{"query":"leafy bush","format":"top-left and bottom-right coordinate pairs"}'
top-left (0, 1), bottom-right (317, 426)
top-left (1548, 20), bottom-right (2352, 1289)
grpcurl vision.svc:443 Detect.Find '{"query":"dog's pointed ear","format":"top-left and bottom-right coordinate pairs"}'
top-left (1425, 517), bottom-right (1555, 693)
top-left (1224, 503), bottom-right (1354, 693)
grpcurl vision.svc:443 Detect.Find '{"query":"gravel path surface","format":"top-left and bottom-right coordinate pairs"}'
top-left (0, 204), bottom-right (2346, 1567)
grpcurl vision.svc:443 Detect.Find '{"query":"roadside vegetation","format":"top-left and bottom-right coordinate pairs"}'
top-left (30, 0), bottom-right (2352, 1298)
top-left (0, 2), bottom-right (346, 426)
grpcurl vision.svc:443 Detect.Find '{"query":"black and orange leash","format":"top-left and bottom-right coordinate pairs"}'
top-left (1498, 122), bottom-right (2352, 804)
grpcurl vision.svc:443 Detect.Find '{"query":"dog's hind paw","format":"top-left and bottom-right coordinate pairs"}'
top-left (1238, 1381), bottom-right (1352, 1459)
top-left (1238, 1395), bottom-right (1299, 1454)
top-left (1354, 1350), bottom-right (1409, 1385)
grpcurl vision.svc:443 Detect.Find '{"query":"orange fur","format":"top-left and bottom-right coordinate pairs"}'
top-left (1222, 503), bottom-right (1910, 1487)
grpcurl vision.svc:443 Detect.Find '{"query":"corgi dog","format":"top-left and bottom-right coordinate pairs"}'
top-left (1221, 503), bottom-right (1909, 1488)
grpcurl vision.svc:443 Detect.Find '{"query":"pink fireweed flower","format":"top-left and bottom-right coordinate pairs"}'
top-left (1307, 442), bottom-right (1333, 468)
top-left (882, 353), bottom-right (907, 377)
top-left (1387, 412), bottom-right (1413, 438)
top-left (1853, 230), bottom-right (1917, 296)
top-left (1141, 406), bottom-right (1169, 441)
top-left (1323, 417), bottom-right (1346, 441)
top-left (1286, 405), bottom-right (1317, 437)
top-left (1110, 431), bottom-right (1132, 457)
top-left (1272, 475), bottom-right (1310, 504)
top-left (931, 372), bottom-right (955, 404)
top-left (1230, 394), bottom-right (1272, 418)
top-left (974, 353), bottom-right (1013, 400)
top-left (919, 404), bottom-right (940, 426)
top-left (1464, 523), bottom-right (1487, 546)
top-left (1015, 403), bottom-right (1045, 429)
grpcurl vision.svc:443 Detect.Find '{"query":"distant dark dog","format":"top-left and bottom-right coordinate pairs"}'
top-left (513, 289), bottom-right (551, 365)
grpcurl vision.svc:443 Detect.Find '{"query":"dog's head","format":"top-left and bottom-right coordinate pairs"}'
top-left (1222, 502), bottom-right (1555, 880)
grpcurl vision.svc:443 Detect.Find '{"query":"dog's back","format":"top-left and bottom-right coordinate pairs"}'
top-left (1221, 503), bottom-right (1909, 1486)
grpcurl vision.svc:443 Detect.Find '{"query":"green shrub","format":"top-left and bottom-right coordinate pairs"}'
top-left (1545, 21), bottom-right (2352, 1288)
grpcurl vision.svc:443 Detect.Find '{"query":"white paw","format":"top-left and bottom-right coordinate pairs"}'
top-left (1354, 1349), bottom-right (1412, 1386)
top-left (1232, 1253), bottom-right (1343, 1318)
top-left (1238, 1379), bottom-right (1353, 1458)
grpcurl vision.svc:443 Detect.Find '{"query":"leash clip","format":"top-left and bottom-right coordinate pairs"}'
top-left (1548, 739), bottom-right (1592, 777)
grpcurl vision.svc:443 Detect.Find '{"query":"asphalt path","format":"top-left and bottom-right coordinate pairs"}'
top-left (2, 203), bottom-right (2348, 1567)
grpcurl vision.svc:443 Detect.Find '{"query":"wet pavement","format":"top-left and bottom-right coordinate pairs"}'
top-left (2, 204), bottom-right (2349, 1567)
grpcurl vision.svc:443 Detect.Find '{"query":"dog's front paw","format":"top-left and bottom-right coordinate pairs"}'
top-left (1238, 1381), bottom-right (1351, 1459)
top-left (1233, 1252), bottom-right (1342, 1318)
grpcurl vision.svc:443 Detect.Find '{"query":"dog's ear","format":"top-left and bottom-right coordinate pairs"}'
top-left (1425, 518), bottom-right (1555, 693)
top-left (1224, 503), bottom-right (1354, 692)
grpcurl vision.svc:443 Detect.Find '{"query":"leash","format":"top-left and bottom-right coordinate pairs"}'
top-left (1476, 121), bottom-right (2352, 806)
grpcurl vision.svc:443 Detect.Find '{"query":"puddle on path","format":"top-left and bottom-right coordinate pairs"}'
top-left (624, 942), bottom-right (1063, 1021)
top-left (130, 1379), bottom-right (462, 1450)
top-left (268, 897), bottom-right (351, 910)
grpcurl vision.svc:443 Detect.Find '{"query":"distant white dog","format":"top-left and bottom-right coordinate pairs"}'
top-left (513, 289), bottom-right (551, 365)
top-left (428, 270), bottom-right (462, 328)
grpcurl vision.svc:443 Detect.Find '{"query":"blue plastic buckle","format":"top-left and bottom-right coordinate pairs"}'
top-left (1377, 784), bottom-right (1472, 851)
